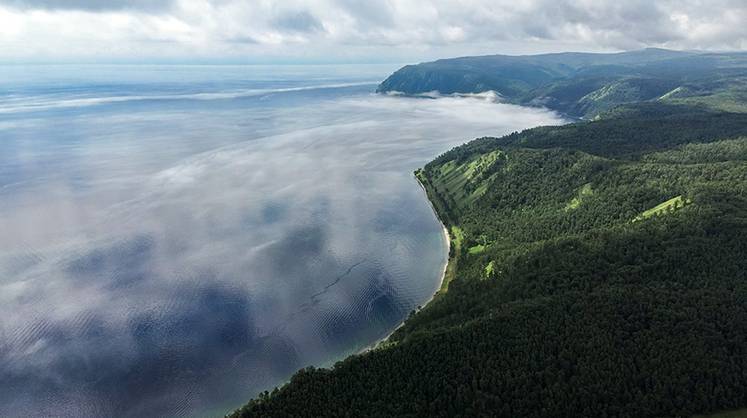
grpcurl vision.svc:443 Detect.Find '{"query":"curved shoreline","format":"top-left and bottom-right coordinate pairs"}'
top-left (416, 173), bottom-right (451, 296)
top-left (359, 173), bottom-right (451, 353)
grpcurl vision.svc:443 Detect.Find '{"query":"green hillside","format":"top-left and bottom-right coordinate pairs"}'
top-left (228, 103), bottom-right (747, 417)
top-left (377, 49), bottom-right (747, 118)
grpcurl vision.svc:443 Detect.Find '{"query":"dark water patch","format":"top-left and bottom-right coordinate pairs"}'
top-left (64, 235), bottom-right (155, 289)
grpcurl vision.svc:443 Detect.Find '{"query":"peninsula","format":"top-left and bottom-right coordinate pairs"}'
top-left (229, 49), bottom-right (747, 418)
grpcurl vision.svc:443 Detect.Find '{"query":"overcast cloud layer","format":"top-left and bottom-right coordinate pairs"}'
top-left (0, 0), bottom-right (745, 62)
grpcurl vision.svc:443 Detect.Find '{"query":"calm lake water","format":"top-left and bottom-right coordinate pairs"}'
top-left (0, 64), bottom-right (564, 417)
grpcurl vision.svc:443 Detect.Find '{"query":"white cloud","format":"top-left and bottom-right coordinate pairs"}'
top-left (0, 0), bottom-right (745, 62)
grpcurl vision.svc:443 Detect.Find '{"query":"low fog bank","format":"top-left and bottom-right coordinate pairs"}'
top-left (0, 86), bottom-right (565, 417)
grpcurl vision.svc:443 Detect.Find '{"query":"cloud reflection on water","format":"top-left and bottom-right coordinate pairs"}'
top-left (0, 81), bottom-right (565, 417)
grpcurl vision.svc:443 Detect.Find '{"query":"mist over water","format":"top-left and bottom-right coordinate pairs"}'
top-left (0, 64), bottom-right (564, 417)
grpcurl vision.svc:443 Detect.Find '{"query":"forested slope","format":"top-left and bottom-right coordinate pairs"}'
top-left (228, 103), bottom-right (747, 417)
top-left (376, 49), bottom-right (747, 118)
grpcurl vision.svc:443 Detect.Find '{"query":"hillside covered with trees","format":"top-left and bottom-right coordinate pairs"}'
top-left (229, 101), bottom-right (747, 417)
top-left (376, 48), bottom-right (747, 118)
top-left (228, 49), bottom-right (747, 417)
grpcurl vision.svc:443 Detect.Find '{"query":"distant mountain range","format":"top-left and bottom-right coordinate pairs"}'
top-left (377, 48), bottom-right (747, 118)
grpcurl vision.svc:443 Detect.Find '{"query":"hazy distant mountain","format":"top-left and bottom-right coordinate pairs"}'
top-left (377, 48), bottom-right (747, 118)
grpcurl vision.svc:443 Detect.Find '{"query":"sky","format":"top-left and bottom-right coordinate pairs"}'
top-left (0, 0), bottom-right (746, 63)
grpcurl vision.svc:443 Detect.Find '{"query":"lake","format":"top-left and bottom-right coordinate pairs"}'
top-left (0, 64), bottom-right (564, 417)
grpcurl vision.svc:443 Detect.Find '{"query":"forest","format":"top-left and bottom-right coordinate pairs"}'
top-left (376, 48), bottom-right (747, 118)
top-left (228, 101), bottom-right (747, 417)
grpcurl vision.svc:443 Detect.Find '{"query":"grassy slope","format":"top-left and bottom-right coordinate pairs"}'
top-left (633, 195), bottom-right (691, 222)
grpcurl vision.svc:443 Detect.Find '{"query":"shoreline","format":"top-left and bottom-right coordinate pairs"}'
top-left (359, 172), bottom-right (451, 354)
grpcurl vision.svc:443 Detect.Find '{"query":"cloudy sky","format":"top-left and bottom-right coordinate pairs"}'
top-left (0, 0), bottom-right (746, 63)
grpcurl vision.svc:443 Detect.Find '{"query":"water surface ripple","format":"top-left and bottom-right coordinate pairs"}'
top-left (0, 64), bottom-right (564, 417)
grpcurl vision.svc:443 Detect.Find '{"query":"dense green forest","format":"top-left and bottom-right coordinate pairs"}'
top-left (376, 48), bottom-right (747, 118)
top-left (228, 50), bottom-right (747, 417)
top-left (229, 102), bottom-right (747, 417)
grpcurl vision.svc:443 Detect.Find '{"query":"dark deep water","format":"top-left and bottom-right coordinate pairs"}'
top-left (0, 64), bottom-right (564, 417)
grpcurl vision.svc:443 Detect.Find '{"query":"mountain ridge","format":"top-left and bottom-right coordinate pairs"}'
top-left (377, 48), bottom-right (747, 118)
